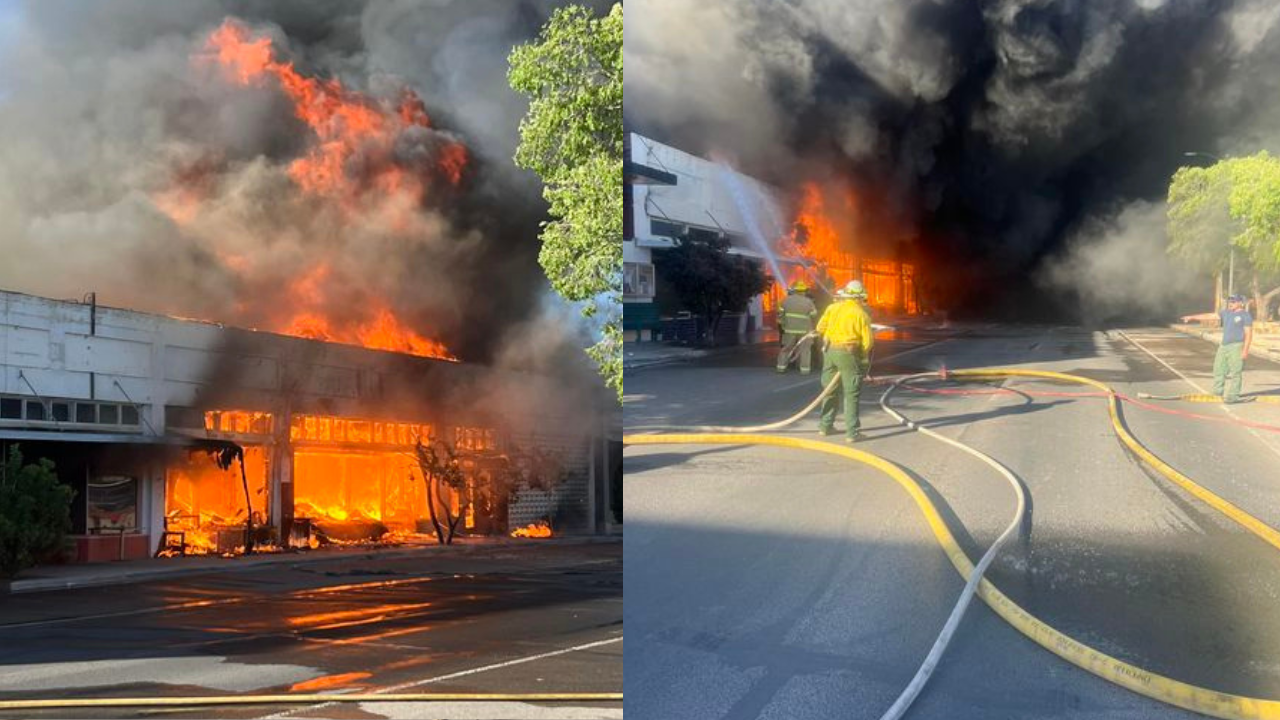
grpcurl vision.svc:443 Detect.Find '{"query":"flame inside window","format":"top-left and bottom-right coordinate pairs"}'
top-left (764, 182), bottom-right (918, 315)
top-left (205, 410), bottom-right (274, 435)
top-left (164, 447), bottom-right (270, 555)
top-left (171, 409), bottom-right (502, 553)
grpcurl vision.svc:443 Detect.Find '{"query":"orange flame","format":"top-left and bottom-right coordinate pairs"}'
top-left (188, 20), bottom-right (464, 361)
top-left (140, 20), bottom-right (472, 362)
top-left (510, 522), bottom-right (553, 538)
top-left (204, 19), bottom-right (465, 203)
top-left (356, 307), bottom-right (454, 359)
top-left (765, 182), bottom-right (917, 315)
top-left (773, 183), bottom-right (859, 304)
top-left (789, 183), bottom-right (858, 282)
top-left (280, 264), bottom-right (456, 360)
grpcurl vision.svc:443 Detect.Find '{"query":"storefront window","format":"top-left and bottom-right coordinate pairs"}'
top-left (88, 476), bottom-right (137, 532)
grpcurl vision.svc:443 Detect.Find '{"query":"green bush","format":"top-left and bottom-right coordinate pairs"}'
top-left (0, 446), bottom-right (73, 579)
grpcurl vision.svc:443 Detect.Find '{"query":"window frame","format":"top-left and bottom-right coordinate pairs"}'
top-left (623, 262), bottom-right (656, 299)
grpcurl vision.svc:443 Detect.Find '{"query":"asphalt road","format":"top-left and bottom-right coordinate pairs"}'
top-left (624, 324), bottom-right (1280, 720)
top-left (0, 539), bottom-right (622, 720)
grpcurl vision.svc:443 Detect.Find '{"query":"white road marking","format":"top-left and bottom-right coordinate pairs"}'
top-left (1118, 329), bottom-right (1280, 464)
top-left (258, 635), bottom-right (624, 719)
top-left (357, 701), bottom-right (622, 719)
top-left (1117, 329), bottom-right (1211, 394)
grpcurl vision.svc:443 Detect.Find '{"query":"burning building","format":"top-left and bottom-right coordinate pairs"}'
top-left (0, 4), bottom-right (623, 563)
top-left (623, 133), bottom-right (920, 343)
top-left (0, 288), bottom-right (616, 562)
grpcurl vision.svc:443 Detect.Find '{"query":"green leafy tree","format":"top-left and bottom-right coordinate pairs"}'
top-left (1168, 164), bottom-right (1234, 276)
top-left (1168, 151), bottom-right (1280, 319)
top-left (414, 439), bottom-right (467, 545)
top-left (509, 3), bottom-right (623, 400)
top-left (0, 446), bottom-right (73, 579)
top-left (655, 232), bottom-right (773, 345)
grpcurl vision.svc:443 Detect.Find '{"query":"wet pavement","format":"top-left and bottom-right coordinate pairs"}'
top-left (0, 539), bottom-right (622, 719)
top-left (624, 324), bottom-right (1280, 719)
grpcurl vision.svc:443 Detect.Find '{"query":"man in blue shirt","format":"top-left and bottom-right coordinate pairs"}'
top-left (1183, 295), bottom-right (1254, 402)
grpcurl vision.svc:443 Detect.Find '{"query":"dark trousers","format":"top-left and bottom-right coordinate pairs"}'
top-left (777, 332), bottom-right (814, 372)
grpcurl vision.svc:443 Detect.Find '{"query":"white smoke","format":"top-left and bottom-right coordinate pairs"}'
top-left (1038, 201), bottom-right (1204, 323)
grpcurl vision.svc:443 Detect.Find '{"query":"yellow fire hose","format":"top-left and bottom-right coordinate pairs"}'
top-left (625, 366), bottom-right (1280, 719)
top-left (0, 693), bottom-right (622, 711)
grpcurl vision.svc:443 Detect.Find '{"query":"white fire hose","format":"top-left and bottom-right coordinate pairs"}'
top-left (875, 372), bottom-right (1027, 720)
top-left (632, 366), bottom-right (1026, 720)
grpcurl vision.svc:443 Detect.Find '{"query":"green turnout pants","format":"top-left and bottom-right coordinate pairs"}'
top-left (1212, 341), bottom-right (1245, 402)
top-left (776, 332), bottom-right (814, 373)
top-left (820, 347), bottom-right (865, 438)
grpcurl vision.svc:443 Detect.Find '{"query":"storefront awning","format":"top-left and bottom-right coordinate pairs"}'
top-left (0, 428), bottom-right (238, 451)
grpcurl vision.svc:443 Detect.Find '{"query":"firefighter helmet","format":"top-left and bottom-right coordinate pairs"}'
top-left (791, 281), bottom-right (809, 293)
top-left (836, 280), bottom-right (867, 299)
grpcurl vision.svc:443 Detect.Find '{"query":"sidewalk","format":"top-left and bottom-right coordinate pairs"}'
top-left (624, 329), bottom-right (778, 371)
top-left (3, 535), bottom-right (619, 594)
top-left (1172, 323), bottom-right (1280, 365)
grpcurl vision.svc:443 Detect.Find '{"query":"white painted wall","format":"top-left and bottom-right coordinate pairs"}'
top-left (628, 133), bottom-right (788, 252)
top-left (626, 133), bottom-right (789, 332)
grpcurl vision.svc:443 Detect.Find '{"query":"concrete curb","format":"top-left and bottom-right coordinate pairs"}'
top-left (6, 536), bottom-right (620, 595)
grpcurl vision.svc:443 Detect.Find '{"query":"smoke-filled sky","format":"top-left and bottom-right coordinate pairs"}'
top-left (626, 0), bottom-right (1280, 321)
top-left (0, 0), bottom-right (609, 363)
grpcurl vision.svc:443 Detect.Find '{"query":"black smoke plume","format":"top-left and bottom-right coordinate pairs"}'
top-left (0, 0), bottom-right (608, 362)
top-left (625, 0), bottom-right (1280, 321)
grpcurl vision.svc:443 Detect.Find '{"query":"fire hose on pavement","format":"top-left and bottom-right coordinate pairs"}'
top-left (625, 367), bottom-right (1280, 719)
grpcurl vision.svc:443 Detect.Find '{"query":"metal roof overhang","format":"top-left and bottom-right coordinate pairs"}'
top-left (625, 160), bottom-right (678, 185)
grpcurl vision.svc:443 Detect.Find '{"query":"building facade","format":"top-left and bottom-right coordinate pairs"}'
top-left (0, 289), bottom-right (617, 562)
top-left (624, 132), bottom-right (919, 342)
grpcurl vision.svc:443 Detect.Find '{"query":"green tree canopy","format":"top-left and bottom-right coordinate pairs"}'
top-left (1167, 163), bottom-right (1235, 273)
top-left (1224, 152), bottom-right (1280, 273)
top-left (1168, 151), bottom-right (1280, 317)
top-left (0, 446), bottom-right (72, 578)
top-left (509, 3), bottom-right (623, 400)
top-left (654, 232), bottom-right (772, 345)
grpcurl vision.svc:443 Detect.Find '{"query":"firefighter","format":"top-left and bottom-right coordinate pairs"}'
top-left (816, 280), bottom-right (874, 442)
top-left (1182, 294), bottom-right (1254, 403)
top-left (776, 281), bottom-right (818, 374)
